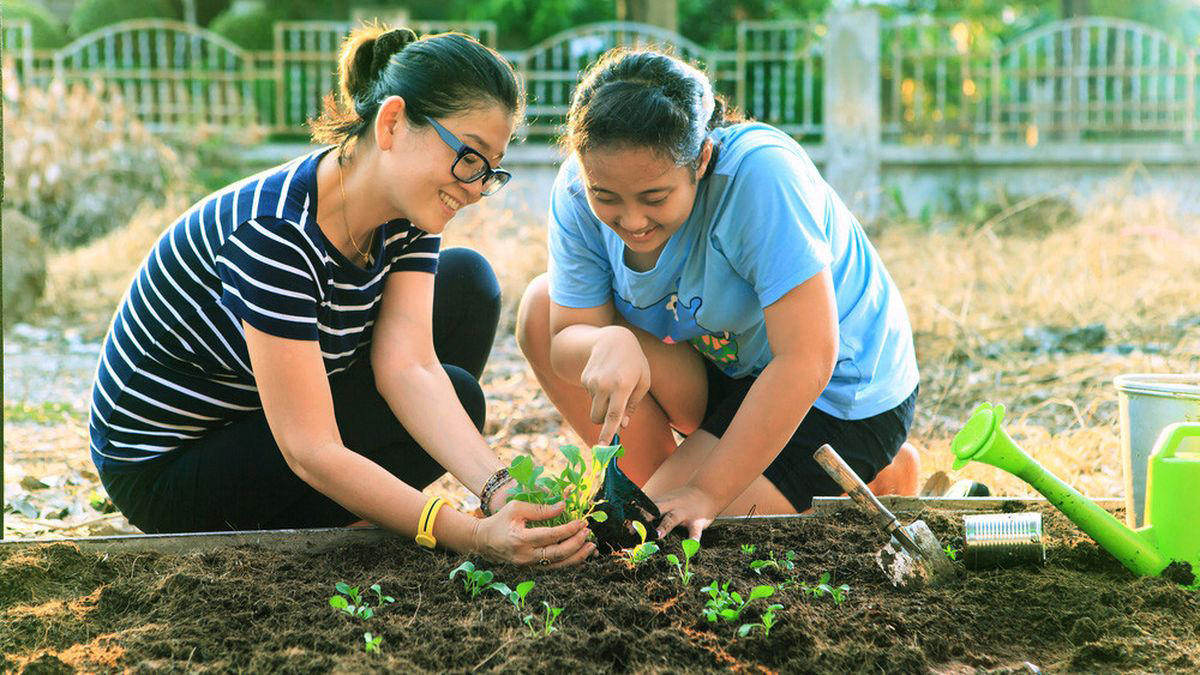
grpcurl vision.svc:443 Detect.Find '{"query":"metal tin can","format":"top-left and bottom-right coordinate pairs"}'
top-left (963, 512), bottom-right (1045, 569)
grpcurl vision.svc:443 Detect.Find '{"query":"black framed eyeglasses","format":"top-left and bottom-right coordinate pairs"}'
top-left (424, 116), bottom-right (511, 197)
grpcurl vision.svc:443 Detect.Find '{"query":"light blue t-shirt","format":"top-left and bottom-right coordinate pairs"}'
top-left (547, 123), bottom-right (918, 421)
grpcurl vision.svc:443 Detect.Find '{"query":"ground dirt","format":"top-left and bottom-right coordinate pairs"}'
top-left (3, 506), bottom-right (1197, 673)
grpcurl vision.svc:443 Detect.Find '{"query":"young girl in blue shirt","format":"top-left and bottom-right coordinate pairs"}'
top-left (517, 49), bottom-right (921, 541)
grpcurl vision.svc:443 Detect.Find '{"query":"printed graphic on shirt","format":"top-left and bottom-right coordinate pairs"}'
top-left (691, 332), bottom-right (739, 366)
top-left (614, 291), bottom-right (741, 367)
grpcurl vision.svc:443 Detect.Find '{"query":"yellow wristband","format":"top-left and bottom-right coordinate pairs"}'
top-left (415, 496), bottom-right (446, 549)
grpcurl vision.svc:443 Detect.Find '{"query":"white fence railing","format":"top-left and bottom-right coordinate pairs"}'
top-left (3, 15), bottom-right (1196, 144)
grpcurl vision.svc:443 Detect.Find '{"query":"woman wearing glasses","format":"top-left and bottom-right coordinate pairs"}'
top-left (88, 25), bottom-right (594, 568)
top-left (517, 49), bottom-right (921, 541)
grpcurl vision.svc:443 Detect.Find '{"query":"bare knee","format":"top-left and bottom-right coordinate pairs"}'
top-left (516, 273), bottom-right (552, 370)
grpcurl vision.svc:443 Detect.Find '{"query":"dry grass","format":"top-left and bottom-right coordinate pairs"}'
top-left (882, 181), bottom-right (1200, 498)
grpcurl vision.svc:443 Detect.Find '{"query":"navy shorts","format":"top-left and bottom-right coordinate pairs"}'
top-left (698, 359), bottom-right (917, 512)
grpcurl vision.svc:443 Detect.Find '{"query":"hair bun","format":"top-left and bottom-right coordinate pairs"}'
top-left (370, 28), bottom-right (417, 80)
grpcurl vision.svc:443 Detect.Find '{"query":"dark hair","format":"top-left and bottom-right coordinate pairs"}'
top-left (565, 49), bottom-right (742, 168)
top-left (310, 23), bottom-right (524, 156)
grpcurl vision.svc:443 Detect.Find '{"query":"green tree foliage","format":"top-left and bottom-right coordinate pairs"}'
top-left (168, 0), bottom-right (232, 26)
top-left (463, 0), bottom-right (614, 49)
top-left (1, 0), bottom-right (69, 48)
top-left (68, 0), bottom-right (178, 38)
top-left (677, 0), bottom-right (830, 49)
top-left (208, 1), bottom-right (285, 49)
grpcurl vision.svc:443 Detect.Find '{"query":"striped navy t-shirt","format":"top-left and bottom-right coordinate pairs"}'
top-left (89, 148), bottom-right (441, 471)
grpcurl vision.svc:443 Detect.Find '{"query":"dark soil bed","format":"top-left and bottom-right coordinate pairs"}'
top-left (3, 506), bottom-right (1198, 673)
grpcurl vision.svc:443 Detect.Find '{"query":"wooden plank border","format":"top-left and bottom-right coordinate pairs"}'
top-left (0, 496), bottom-right (1124, 555)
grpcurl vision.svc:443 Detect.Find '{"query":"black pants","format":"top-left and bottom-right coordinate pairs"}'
top-left (100, 248), bottom-right (501, 533)
top-left (698, 358), bottom-right (917, 512)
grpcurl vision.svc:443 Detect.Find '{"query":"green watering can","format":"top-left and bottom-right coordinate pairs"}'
top-left (951, 402), bottom-right (1199, 589)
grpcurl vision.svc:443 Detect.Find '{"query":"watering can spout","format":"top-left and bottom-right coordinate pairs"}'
top-left (951, 403), bottom-right (1168, 578)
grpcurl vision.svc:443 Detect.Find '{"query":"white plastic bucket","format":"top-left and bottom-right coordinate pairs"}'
top-left (1113, 374), bottom-right (1200, 528)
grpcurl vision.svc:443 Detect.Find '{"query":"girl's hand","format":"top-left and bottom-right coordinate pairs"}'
top-left (652, 485), bottom-right (719, 542)
top-left (581, 326), bottom-right (652, 444)
top-left (473, 500), bottom-right (596, 568)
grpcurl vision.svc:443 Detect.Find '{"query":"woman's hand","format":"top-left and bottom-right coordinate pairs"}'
top-left (652, 484), bottom-right (720, 542)
top-left (473, 500), bottom-right (596, 568)
top-left (581, 326), bottom-right (652, 444)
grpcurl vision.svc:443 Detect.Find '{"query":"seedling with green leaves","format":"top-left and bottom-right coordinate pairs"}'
top-left (738, 603), bottom-right (784, 638)
top-left (506, 443), bottom-right (624, 526)
top-left (329, 582), bottom-right (382, 619)
top-left (618, 520), bottom-right (660, 566)
top-left (701, 580), bottom-right (776, 623)
top-left (800, 572), bottom-right (850, 605)
top-left (943, 544), bottom-right (960, 561)
top-left (523, 601), bottom-right (563, 637)
top-left (492, 580), bottom-right (536, 612)
top-left (450, 561), bottom-right (498, 598)
top-left (740, 543), bottom-right (757, 556)
top-left (363, 632), bottom-right (382, 654)
top-left (665, 538), bottom-right (700, 585)
top-left (749, 549), bottom-right (797, 575)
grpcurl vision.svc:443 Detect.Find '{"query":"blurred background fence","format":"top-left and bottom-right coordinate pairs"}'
top-left (3, 10), bottom-right (1198, 218)
top-left (4, 13), bottom-right (1195, 142)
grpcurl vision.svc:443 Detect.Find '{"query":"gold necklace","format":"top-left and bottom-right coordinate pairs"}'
top-left (338, 162), bottom-right (372, 264)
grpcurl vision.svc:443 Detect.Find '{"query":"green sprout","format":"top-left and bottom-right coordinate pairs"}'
top-left (738, 603), bottom-right (784, 638)
top-left (740, 543), bottom-right (757, 556)
top-left (363, 632), bottom-right (382, 654)
top-left (523, 601), bottom-right (563, 637)
top-left (944, 544), bottom-right (960, 561)
top-left (369, 583), bottom-right (395, 606)
top-left (618, 520), bottom-right (660, 566)
top-left (506, 443), bottom-right (624, 526)
top-left (665, 538), bottom-right (700, 585)
top-left (748, 550), bottom-right (797, 575)
top-left (329, 582), bottom-right (374, 619)
top-left (450, 561), bottom-right (498, 598)
top-left (492, 579), bottom-right (536, 612)
top-left (701, 580), bottom-right (776, 623)
top-left (800, 572), bottom-right (850, 605)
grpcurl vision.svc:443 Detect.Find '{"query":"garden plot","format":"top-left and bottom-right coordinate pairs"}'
top-left (3, 502), bottom-right (1197, 673)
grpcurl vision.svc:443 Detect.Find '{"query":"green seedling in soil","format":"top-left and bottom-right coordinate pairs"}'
top-left (944, 544), bottom-right (960, 561)
top-left (363, 632), bottom-right (382, 654)
top-left (450, 561), bottom-right (497, 598)
top-left (701, 580), bottom-right (776, 623)
top-left (740, 544), bottom-right (757, 556)
top-left (749, 550), bottom-right (797, 575)
top-left (738, 603), bottom-right (784, 638)
top-left (329, 582), bottom-right (375, 619)
top-left (523, 601), bottom-right (563, 637)
top-left (665, 538), bottom-right (700, 585)
top-left (506, 443), bottom-right (624, 526)
top-left (369, 583), bottom-right (395, 607)
top-left (618, 520), bottom-right (660, 566)
top-left (801, 572), bottom-right (850, 605)
top-left (492, 580), bottom-right (536, 612)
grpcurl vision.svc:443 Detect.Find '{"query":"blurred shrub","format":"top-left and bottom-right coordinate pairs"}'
top-left (209, 1), bottom-right (285, 50)
top-left (2, 77), bottom-right (191, 248)
top-left (68, 0), bottom-right (178, 38)
top-left (168, 0), bottom-right (231, 26)
top-left (1, 0), bottom-right (69, 48)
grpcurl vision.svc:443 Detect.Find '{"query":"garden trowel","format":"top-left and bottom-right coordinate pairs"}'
top-left (814, 444), bottom-right (960, 590)
top-left (591, 438), bottom-right (662, 553)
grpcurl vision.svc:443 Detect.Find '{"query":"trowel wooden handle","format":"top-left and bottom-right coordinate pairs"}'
top-left (814, 444), bottom-right (900, 533)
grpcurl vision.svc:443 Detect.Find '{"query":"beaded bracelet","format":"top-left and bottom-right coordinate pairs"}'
top-left (478, 467), bottom-right (514, 517)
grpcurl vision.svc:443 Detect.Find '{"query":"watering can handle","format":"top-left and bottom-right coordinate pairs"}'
top-left (1153, 423), bottom-right (1200, 459)
top-left (814, 444), bottom-right (901, 533)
